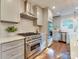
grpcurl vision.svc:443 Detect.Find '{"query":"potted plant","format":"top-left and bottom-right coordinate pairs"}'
top-left (6, 26), bottom-right (17, 36)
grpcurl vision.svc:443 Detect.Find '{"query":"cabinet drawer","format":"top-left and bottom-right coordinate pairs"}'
top-left (2, 39), bottom-right (24, 51)
top-left (2, 45), bottom-right (24, 59)
top-left (11, 54), bottom-right (24, 59)
top-left (2, 54), bottom-right (24, 59)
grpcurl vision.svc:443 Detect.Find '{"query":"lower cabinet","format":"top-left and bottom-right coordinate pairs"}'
top-left (0, 44), bottom-right (2, 52)
top-left (1, 39), bottom-right (24, 59)
top-left (2, 45), bottom-right (24, 59)
top-left (0, 44), bottom-right (2, 59)
top-left (0, 52), bottom-right (2, 59)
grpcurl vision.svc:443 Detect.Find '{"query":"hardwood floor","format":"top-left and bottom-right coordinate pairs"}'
top-left (34, 42), bottom-right (70, 59)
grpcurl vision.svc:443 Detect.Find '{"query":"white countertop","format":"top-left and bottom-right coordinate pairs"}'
top-left (0, 35), bottom-right (25, 44)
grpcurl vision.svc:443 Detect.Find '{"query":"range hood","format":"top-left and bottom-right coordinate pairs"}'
top-left (20, 0), bottom-right (37, 20)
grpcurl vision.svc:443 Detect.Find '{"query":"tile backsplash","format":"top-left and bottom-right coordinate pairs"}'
top-left (0, 18), bottom-right (37, 37)
top-left (17, 18), bottom-right (37, 33)
top-left (0, 22), bottom-right (16, 37)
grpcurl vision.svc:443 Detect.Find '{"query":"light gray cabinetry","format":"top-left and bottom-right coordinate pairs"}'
top-left (0, 0), bottom-right (20, 23)
top-left (0, 44), bottom-right (2, 59)
top-left (0, 52), bottom-right (2, 59)
top-left (2, 39), bottom-right (24, 51)
top-left (0, 44), bottom-right (2, 52)
top-left (1, 39), bottom-right (24, 59)
top-left (36, 6), bottom-right (43, 26)
top-left (2, 46), bottom-right (24, 59)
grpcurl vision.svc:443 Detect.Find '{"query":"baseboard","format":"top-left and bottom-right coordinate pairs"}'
top-left (48, 43), bottom-right (53, 48)
top-left (58, 41), bottom-right (66, 43)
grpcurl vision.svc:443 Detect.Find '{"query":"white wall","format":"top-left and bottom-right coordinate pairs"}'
top-left (60, 14), bottom-right (77, 43)
top-left (53, 13), bottom-right (77, 43)
top-left (70, 32), bottom-right (78, 59)
top-left (60, 14), bottom-right (77, 32)
top-left (53, 13), bottom-right (77, 32)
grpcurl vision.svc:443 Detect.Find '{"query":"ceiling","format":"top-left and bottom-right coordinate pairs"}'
top-left (28, 0), bottom-right (78, 16)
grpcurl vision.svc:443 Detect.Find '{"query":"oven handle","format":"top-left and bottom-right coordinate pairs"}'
top-left (26, 40), bottom-right (40, 46)
top-left (26, 38), bottom-right (41, 43)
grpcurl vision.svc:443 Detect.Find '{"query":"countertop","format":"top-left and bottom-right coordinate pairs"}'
top-left (0, 35), bottom-right (25, 44)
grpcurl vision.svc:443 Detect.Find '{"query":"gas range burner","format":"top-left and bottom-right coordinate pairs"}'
top-left (18, 32), bottom-right (40, 36)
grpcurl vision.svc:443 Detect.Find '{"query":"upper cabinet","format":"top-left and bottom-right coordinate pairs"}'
top-left (36, 6), bottom-right (43, 26)
top-left (0, 0), bottom-right (43, 25)
top-left (0, 0), bottom-right (20, 23)
top-left (48, 9), bottom-right (53, 21)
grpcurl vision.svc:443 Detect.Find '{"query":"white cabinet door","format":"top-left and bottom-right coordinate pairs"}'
top-left (48, 9), bottom-right (53, 20)
top-left (0, 52), bottom-right (2, 59)
top-left (2, 45), bottom-right (24, 59)
top-left (11, 54), bottom-right (24, 59)
top-left (1, 0), bottom-right (20, 22)
top-left (37, 7), bottom-right (43, 25)
top-left (0, 44), bottom-right (2, 52)
top-left (2, 39), bottom-right (24, 51)
top-left (1, 39), bottom-right (24, 59)
top-left (0, 44), bottom-right (2, 59)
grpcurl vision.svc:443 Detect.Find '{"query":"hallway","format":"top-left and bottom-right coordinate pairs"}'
top-left (35, 42), bottom-right (70, 59)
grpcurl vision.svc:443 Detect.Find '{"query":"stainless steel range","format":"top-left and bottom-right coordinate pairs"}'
top-left (18, 32), bottom-right (41, 58)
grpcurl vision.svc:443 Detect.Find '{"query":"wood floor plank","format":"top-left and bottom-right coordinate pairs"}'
top-left (34, 42), bottom-right (70, 59)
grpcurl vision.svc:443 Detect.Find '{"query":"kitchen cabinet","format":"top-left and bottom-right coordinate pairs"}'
top-left (0, 52), bottom-right (2, 59)
top-left (1, 39), bottom-right (24, 59)
top-left (2, 39), bottom-right (24, 51)
top-left (2, 46), bottom-right (24, 59)
top-left (0, 44), bottom-right (2, 59)
top-left (36, 6), bottom-right (43, 26)
top-left (48, 9), bottom-right (53, 21)
top-left (0, 44), bottom-right (2, 52)
top-left (0, 0), bottom-right (20, 23)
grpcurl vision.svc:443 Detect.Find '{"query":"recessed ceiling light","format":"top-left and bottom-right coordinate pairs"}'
top-left (52, 6), bottom-right (56, 9)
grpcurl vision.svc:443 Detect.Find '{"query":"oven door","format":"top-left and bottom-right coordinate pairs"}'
top-left (26, 39), bottom-right (41, 57)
